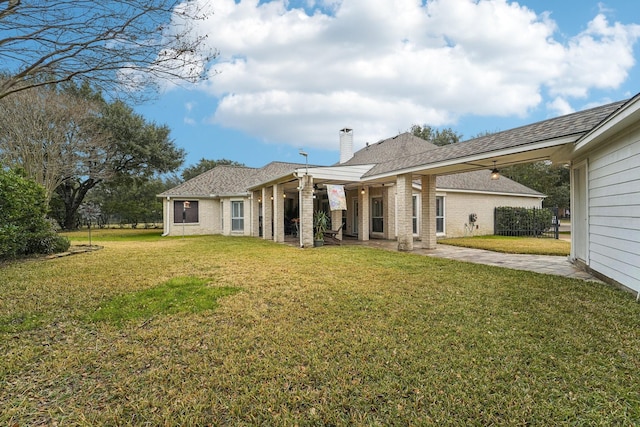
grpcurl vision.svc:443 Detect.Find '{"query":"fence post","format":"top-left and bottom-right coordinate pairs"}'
top-left (494, 207), bottom-right (497, 235)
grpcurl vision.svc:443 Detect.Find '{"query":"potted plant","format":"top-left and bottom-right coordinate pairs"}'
top-left (313, 210), bottom-right (330, 247)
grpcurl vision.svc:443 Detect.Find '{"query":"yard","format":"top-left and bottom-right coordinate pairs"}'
top-left (1, 230), bottom-right (639, 425)
top-left (439, 235), bottom-right (571, 256)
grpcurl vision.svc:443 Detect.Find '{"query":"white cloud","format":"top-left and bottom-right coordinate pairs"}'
top-left (548, 14), bottom-right (640, 97)
top-left (547, 97), bottom-right (574, 116)
top-left (178, 0), bottom-right (639, 149)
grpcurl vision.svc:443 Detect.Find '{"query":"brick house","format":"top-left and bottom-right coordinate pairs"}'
top-left (160, 94), bottom-right (640, 295)
top-left (159, 132), bottom-right (543, 241)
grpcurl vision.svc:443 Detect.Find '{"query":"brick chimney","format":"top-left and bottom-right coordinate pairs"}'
top-left (339, 128), bottom-right (353, 164)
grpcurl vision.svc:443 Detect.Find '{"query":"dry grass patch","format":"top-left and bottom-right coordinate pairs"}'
top-left (1, 231), bottom-right (639, 425)
top-left (440, 235), bottom-right (571, 256)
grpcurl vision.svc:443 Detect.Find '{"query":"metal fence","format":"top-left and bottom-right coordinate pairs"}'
top-left (494, 206), bottom-right (559, 239)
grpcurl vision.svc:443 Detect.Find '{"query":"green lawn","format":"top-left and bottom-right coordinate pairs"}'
top-left (1, 231), bottom-right (639, 425)
top-left (440, 235), bottom-right (571, 256)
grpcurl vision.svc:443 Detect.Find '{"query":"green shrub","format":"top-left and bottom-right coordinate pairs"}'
top-left (0, 169), bottom-right (68, 259)
top-left (0, 224), bottom-right (22, 258)
top-left (495, 206), bottom-right (553, 236)
top-left (24, 230), bottom-right (70, 255)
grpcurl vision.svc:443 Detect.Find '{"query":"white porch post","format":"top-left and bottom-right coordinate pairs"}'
top-left (421, 175), bottom-right (437, 249)
top-left (358, 186), bottom-right (370, 241)
top-left (164, 197), bottom-right (171, 236)
top-left (262, 186), bottom-right (273, 240)
top-left (397, 173), bottom-right (413, 251)
top-left (300, 175), bottom-right (314, 247)
top-left (273, 183), bottom-right (285, 242)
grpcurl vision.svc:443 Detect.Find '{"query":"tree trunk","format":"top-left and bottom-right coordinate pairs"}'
top-left (56, 178), bottom-right (100, 230)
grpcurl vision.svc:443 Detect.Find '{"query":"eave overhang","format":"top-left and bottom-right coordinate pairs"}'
top-left (362, 135), bottom-right (579, 182)
top-left (573, 94), bottom-right (640, 157)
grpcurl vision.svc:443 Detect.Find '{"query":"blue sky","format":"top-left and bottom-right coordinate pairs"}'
top-left (134, 0), bottom-right (640, 170)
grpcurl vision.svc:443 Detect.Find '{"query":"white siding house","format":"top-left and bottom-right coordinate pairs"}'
top-left (569, 94), bottom-right (640, 294)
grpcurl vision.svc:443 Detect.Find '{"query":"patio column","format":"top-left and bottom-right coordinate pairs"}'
top-left (330, 209), bottom-right (343, 239)
top-left (358, 186), bottom-right (370, 241)
top-left (273, 183), bottom-right (285, 242)
top-left (251, 190), bottom-right (261, 237)
top-left (421, 175), bottom-right (437, 249)
top-left (300, 174), bottom-right (314, 248)
top-left (396, 173), bottom-right (413, 251)
top-left (262, 186), bottom-right (273, 241)
top-left (383, 185), bottom-right (395, 240)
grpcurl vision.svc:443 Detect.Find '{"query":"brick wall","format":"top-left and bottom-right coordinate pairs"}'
top-left (442, 192), bottom-right (543, 237)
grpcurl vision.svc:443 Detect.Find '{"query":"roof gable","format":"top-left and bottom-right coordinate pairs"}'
top-left (247, 161), bottom-right (310, 187)
top-left (158, 165), bottom-right (258, 197)
top-left (341, 132), bottom-right (438, 166)
top-left (159, 162), bottom-right (310, 198)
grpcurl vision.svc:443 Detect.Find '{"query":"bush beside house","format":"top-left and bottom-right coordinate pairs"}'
top-left (0, 169), bottom-right (69, 259)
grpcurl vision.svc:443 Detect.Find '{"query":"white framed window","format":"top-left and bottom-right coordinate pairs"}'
top-left (173, 200), bottom-right (198, 223)
top-left (436, 196), bottom-right (445, 234)
top-left (231, 201), bottom-right (244, 231)
top-left (372, 197), bottom-right (383, 233)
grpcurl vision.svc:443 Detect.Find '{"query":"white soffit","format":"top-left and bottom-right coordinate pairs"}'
top-left (294, 164), bottom-right (375, 182)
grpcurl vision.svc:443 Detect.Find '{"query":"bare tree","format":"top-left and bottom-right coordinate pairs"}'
top-left (0, 0), bottom-right (216, 100)
top-left (0, 84), bottom-right (109, 204)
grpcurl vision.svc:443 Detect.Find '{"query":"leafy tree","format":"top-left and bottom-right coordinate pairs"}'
top-left (54, 97), bottom-right (185, 229)
top-left (90, 177), bottom-right (170, 228)
top-left (0, 169), bottom-right (69, 259)
top-left (500, 161), bottom-right (570, 208)
top-left (410, 125), bottom-right (462, 146)
top-left (181, 158), bottom-right (245, 181)
top-left (0, 0), bottom-right (216, 101)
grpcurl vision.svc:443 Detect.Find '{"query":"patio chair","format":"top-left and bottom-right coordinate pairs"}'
top-left (324, 224), bottom-right (343, 245)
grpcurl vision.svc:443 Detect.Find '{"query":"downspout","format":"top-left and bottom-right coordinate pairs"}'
top-left (161, 196), bottom-right (171, 236)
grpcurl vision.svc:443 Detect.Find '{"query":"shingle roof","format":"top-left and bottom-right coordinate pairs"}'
top-left (341, 132), bottom-right (438, 166)
top-left (335, 129), bottom-right (543, 195)
top-left (161, 99), bottom-right (626, 198)
top-left (246, 161), bottom-right (310, 187)
top-left (158, 165), bottom-right (258, 197)
top-left (435, 170), bottom-right (543, 196)
top-left (159, 162), bottom-right (309, 198)
top-left (365, 99), bottom-right (627, 178)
